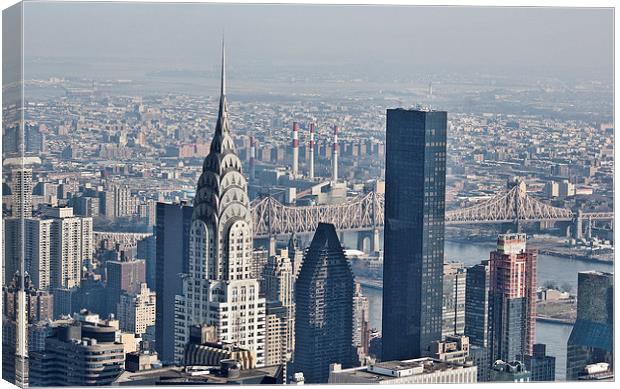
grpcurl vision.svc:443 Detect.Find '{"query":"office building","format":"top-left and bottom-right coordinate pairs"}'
top-left (154, 201), bottom-right (193, 364)
top-left (352, 282), bottom-right (371, 364)
top-left (29, 315), bottom-right (125, 386)
top-left (293, 222), bottom-right (356, 383)
top-left (10, 167), bottom-right (33, 218)
top-left (488, 233), bottom-right (537, 363)
top-left (465, 260), bottom-right (490, 347)
top-left (429, 334), bottom-right (470, 365)
top-left (464, 260), bottom-right (491, 381)
top-left (382, 108), bottom-right (447, 360)
top-left (490, 360), bottom-right (531, 382)
top-left (174, 43), bottom-right (266, 365)
top-left (566, 271), bottom-right (613, 380)
top-left (117, 283), bottom-right (156, 335)
top-left (442, 262), bottom-right (466, 337)
top-left (328, 358), bottom-right (477, 384)
top-left (262, 248), bottom-right (295, 364)
top-left (264, 302), bottom-right (290, 367)
top-left (106, 256), bottom-right (146, 315)
top-left (252, 248), bottom-right (269, 279)
top-left (288, 233), bottom-right (304, 278)
top-left (523, 343), bottom-right (555, 381)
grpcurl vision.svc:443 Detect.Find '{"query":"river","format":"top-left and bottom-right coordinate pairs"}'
top-left (349, 238), bottom-right (614, 381)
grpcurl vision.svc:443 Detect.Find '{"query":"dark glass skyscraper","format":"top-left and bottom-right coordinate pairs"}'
top-left (154, 201), bottom-right (193, 364)
top-left (566, 271), bottom-right (613, 380)
top-left (382, 108), bottom-right (447, 360)
top-left (465, 260), bottom-right (491, 381)
top-left (294, 223), bottom-right (356, 383)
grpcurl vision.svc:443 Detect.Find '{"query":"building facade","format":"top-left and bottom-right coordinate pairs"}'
top-left (566, 271), bottom-right (613, 380)
top-left (154, 201), bottom-right (193, 364)
top-left (294, 223), bottom-right (356, 383)
top-left (442, 262), bottom-right (466, 338)
top-left (488, 233), bottom-right (537, 363)
top-left (261, 248), bottom-right (295, 365)
top-left (352, 282), bottom-right (370, 365)
top-left (117, 283), bottom-right (156, 335)
top-left (29, 317), bottom-right (125, 386)
top-left (382, 108), bottom-right (447, 360)
top-left (174, 44), bottom-right (266, 365)
top-left (523, 343), bottom-right (555, 381)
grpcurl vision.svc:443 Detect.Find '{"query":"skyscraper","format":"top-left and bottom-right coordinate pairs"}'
top-left (174, 41), bottom-right (266, 365)
top-left (47, 207), bottom-right (93, 289)
top-left (3, 218), bottom-right (53, 290)
top-left (352, 282), bottom-right (370, 365)
top-left (464, 260), bottom-right (491, 381)
top-left (464, 260), bottom-right (490, 348)
top-left (294, 223), bottom-right (356, 383)
top-left (262, 248), bottom-right (295, 362)
top-left (10, 167), bottom-right (33, 218)
top-left (155, 200), bottom-right (193, 364)
top-left (442, 262), bottom-right (466, 338)
top-left (382, 108), bottom-right (447, 360)
top-left (566, 271), bottom-right (613, 380)
top-left (287, 233), bottom-right (304, 278)
top-left (117, 283), bottom-right (156, 336)
top-left (106, 256), bottom-right (146, 315)
top-left (5, 208), bottom-right (92, 291)
top-left (488, 233), bottom-right (537, 363)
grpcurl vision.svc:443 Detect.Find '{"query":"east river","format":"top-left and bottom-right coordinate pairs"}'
top-left (350, 239), bottom-right (614, 381)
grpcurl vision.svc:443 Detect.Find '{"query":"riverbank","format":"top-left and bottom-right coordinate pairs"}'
top-left (445, 236), bottom-right (614, 264)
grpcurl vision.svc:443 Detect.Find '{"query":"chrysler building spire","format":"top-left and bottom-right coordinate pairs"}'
top-left (211, 35), bottom-right (233, 152)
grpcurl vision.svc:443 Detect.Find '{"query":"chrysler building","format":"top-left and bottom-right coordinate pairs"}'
top-left (174, 40), bottom-right (266, 365)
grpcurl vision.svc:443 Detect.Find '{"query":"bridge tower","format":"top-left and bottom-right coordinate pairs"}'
top-left (574, 210), bottom-right (583, 240)
top-left (357, 229), bottom-right (380, 254)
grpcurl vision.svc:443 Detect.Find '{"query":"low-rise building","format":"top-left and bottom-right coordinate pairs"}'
top-left (328, 358), bottom-right (477, 384)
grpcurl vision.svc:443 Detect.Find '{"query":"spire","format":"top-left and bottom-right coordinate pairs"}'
top-left (220, 34), bottom-right (226, 98)
top-left (214, 35), bottom-right (229, 137)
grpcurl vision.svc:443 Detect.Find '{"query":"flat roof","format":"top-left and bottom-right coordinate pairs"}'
top-left (333, 358), bottom-right (473, 382)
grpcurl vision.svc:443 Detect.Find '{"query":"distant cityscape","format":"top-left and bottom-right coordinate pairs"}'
top-left (2, 2), bottom-right (615, 387)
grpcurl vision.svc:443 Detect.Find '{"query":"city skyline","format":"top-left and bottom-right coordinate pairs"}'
top-left (2, 1), bottom-right (616, 386)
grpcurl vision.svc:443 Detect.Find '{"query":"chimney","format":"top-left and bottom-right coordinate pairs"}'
top-left (332, 125), bottom-right (339, 182)
top-left (249, 135), bottom-right (256, 182)
top-left (309, 123), bottom-right (315, 179)
top-left (292, 122), bottom-right (299, 178)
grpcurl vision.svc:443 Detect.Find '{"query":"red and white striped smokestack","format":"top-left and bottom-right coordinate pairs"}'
top-left (292, 122), bottom-right (299, 178)
top-left (249, 135), bottom-right (256, 181)
top-left (332, 125), bottom-right (339, 182)
top-left (309, 123), bottom-right (315, 179)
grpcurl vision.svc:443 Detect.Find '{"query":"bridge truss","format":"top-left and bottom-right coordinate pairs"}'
top-left (250, 180), bottom-right (612, 238)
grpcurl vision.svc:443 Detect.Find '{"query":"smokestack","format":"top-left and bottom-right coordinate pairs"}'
top-left (292, 122), bottom-right (299, 178)
top-left (309, 123), bottom-right (315, 179)
top-left (332, 125), bottom-right (339, 182)
top-left (249, 135), bottom-right (256, 182)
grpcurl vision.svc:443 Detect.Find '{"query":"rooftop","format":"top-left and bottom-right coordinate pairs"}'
top-left (331, 358), bottom-right (473, 382)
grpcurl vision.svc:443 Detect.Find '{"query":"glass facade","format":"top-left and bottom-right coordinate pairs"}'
top-left (294, 223), bottom-right (356, 383)
top-left (382, 109), bottom-right (447, 360)
top-left (566, 271), bottom-right (613, 380)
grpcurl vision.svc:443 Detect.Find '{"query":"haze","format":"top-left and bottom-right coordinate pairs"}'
top-left (21, 2), bottom-right (614, 82)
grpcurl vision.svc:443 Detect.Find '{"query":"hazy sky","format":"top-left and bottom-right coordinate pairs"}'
top-left (21, 2), bottom-right (614, 80)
